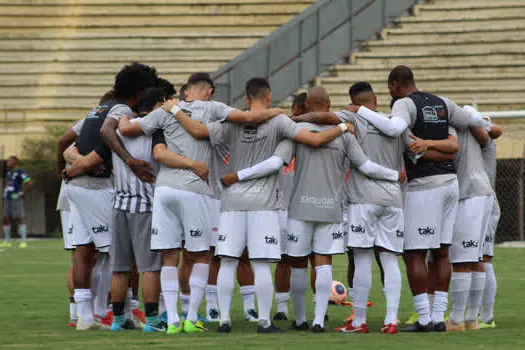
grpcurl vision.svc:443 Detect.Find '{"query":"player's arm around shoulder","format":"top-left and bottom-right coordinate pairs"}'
top-left (118, 115), bottom-right (144, 137)
top-left (226, 107), bottom-right (285, 124)
top-left (291, 111), bottom-right (340, 125)
top-left (163, 100), bottom-right (210, 140)
top-left (293, 122), bottom-right (353, 147)
top-left (152, 143), bottom-right (209, 181)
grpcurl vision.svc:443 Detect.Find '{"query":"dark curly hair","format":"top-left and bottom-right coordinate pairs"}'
top-left (113, 62), bottom-right (158, 100)
top-left (156, 77), bottom-right (177, 100)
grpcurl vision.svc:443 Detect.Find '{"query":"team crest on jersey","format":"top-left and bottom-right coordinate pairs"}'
top-left (418, 227), bottom-right (435, 235)
top-left (350, 224), bottom-right (365, 233)
top-left (396, 230), bottom-right (404, 238)
top-left (462, 240), bottom-right (479, 248)
top-left (265, 236), bottom-right (278, 245)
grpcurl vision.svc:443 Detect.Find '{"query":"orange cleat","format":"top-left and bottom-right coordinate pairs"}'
top-left (132, 309), bottom-right (146, 324)
top-left (335, 320), bottom-right (353, 332)
top-left (68, 320), bottom-right (77, 328)
top-left (343, 313), bottom-right (355, 323)
top-left (381, 323), bottom-right (398, 334)
top-left (95, 312), bottom-right (113, 327)
top-left (337, 322), bottom-right (369, 333)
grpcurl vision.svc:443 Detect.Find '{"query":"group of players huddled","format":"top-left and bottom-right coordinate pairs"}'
top-left (56, 62), bottom-right (501, 335)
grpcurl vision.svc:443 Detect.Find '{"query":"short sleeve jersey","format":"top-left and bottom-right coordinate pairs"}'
top-left (207, 114), bottom-right (300, 211)
top-left (139, 101), bottom-right (234, 195)
top-left (454, 128), bottom-right (493, 199)
top-left (288, 123), bottom-right (368, 223)
top-left (335, 110), bottom-right (407, 208)
top-left (4, 168), bottom-right (30, 200)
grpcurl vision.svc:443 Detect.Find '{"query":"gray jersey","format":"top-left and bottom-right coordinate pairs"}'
top-left (336, 111), bottom-right (408, 208)
top-left (208, 114), bottom-right (300, 211)
top-left (275, 139), bottom-right (295, 210)
top-left (288, 123), bottom-right (368, 223)
top-left (454, 128), bottom-right (493, 199)
top-left (482, 136), bottom-right (497, 190)
top-left (139, 103), bottom-right (231, 195)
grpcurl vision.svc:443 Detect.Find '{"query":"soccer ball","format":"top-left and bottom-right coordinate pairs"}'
top-left (329, 280), bottom-right (347, 304)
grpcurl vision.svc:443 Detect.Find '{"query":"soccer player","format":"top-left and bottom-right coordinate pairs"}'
top-left (287, 86), bottom-right (405, 333)
top-left (168, 77), bottom-right (359, 333)
top-left (445, 107), bottom-right (494, 332)
top-left (2, 156), bottom-right (32, 248)
top-left (118, 73), bottom-right (285, 334)
top-left (63, 63), bottom-right (158, 330)
top-left (479, 117), bottom-right (502, 329)
top-left (291, 92), bottom-right (307, 117)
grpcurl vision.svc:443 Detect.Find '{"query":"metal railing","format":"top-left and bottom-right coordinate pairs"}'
top-left (212, 0), bottom-right (420, 108)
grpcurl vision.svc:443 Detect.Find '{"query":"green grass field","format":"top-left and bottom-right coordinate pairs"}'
top-left (1, 239), bottom-right (524, 349)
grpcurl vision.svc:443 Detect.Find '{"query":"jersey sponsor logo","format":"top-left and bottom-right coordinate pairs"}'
top-left (189, 229), bottom-right (203, 237)
top-left (350, 224), bottom-right (365, 233)
top-left (485, 235), bottom-right (493, 243)
top-left (218, 234), bottom-right (226, 242)
top-left (67, 226), bottom-right (73, 235)
top-left (241, 125), bottom-right (267, 143)
top-left (149, 228), bottom-right (159, 235)
top-left (396, 230), bottom-right (404, 238)
top-left (287, 233), bottom-right (299, 243)
top-left (418, 227), bottom-right (435, 235)
top-left (300, 196), bottom-right (336, 209)
top-left (422, 105), bottom-right (446, 124)
top-left (91, 225), bottom-right (109, 234)
top-left (229, 184), bottom-right (266, 193)
top-left (265, 235), bottom-right (278, 245)
top-left (332, 231), bottom-right (344, 240)
top-left (462, 240), bottom-right (479, 248)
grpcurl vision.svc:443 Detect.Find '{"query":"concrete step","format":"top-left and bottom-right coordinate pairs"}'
top-left (397, 18), bottom-right (525, 31)
top-left (419, 1), bottom-right (525, 10)
top-left (0, 0), bottom-right (313, 4)
top-left (0, 73), bottom-right (190, 86)
top-left (376, 30), bottom-right (525, 45)
top-left (415, 6), bottom-right (525, 20)
top-left (351, 52), bottom-right (525, 66)
top-left (0, 14), bottom-right (293, 27)
top-left (0, 37), bottom-right (259, 51)
top-left (0, 3), bottom-right (310, 16)
top-left (383, 23), bottom-right (525, 37)
top-left (362, 41), bottom-right (525, 55)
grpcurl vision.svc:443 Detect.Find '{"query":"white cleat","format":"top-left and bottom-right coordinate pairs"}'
top-left (76, 318), bottom-right (110, 331)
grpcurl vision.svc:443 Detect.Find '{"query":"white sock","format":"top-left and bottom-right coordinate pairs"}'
top-left (290, 268), bottom-right (307, 324)
top-left (217, 258), bottom-right (238, 325)
top-left (206, 284), bottom-right (218, 313)
top-left (93, 253), bottom-right (112, 318)
top-left (19, 224), bottom-right (27, 242)
top-left (480, 263), bottom-right (496, 323)
top-left (159, 293), bottom-right (166, 315)
top-left (275, 292), bottom-right (290, 315)
top-left (379, 252), bottom-right (401, 325)
top-left (413, 293), bottom-right (431, 326)
top-left (70, 301), bottom-right (78, 321)
top-left (428, 294), bottom-right (434, 312)
top-left (74, 288), bottom-right (94, 323)
top-left (347, 288), bottom-right (353, 303)
top-left (466, 271), bottom-right (486, 322)
top-left (253, 261), bottom-right (274, 328)
top-left (131, 295), bottom-right (140, 311)
top-left (161, 266), bottom-right (180, 325)
top-left (313, 265), bottom-right (332, 328)
top-left (3, 225), bottom-right (11, 243)
top-left (180, 293), bottom-right (190, 315)
top-left (187, 263), bottom-right (209, 323)
top-left (240, 285), bottom-right (256, 313)
top-left (352, 249), bottom-right (373, 327)
top-left (450, 272), bottom-right (472, 324)
top-left (125, 288), bottom-right (133, 320)
top-left (432, 291), bottom-right (448, 324)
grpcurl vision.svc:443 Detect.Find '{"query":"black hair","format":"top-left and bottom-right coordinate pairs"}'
top-left (99, 90), bottom-right (114, 105)
top-left (245, 77), bottom-right (271, 101)
top-left (292, 92), bottom-right (307, 109)
top-left (388, 65), bottom-right (415, 87)
top-left (187, 72), bottom-right (215, 93)
top-left (179, 83), bottom-right (188, 101)
top-left (113, 62), bottom-right (158, 100)
top-left (349, 81), bottom-right (374, 98)
top-left (138, 87), bottom-right (166, 114)
top-left (156, 77), bottom-right (176, 99)
top-left (9, 155), bottom-right (19, 163)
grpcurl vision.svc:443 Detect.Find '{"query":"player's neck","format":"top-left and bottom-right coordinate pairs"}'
top-left (250, 101), bottom-right (269, 111)
top-left (308, 107), bottom-right (329, 113)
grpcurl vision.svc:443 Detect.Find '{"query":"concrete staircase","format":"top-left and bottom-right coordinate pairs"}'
top-left (315, 0), bottom-right (525, 113)
top-left (0, 0), bottom-right (313, 156)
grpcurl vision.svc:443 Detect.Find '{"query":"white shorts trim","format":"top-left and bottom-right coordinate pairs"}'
top-left (347, 203), bottom-right (404, 253)
top-left (285, 218), bottom-right (346, 257)
top-left (60, 210), bottom-right (75, 250)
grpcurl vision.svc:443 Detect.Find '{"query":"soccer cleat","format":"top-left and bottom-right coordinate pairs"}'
top-left (0, 241), bottom-right (12, 248)
top-left (110, 322), bottom-right (123, 332)
top-left (465, 320), bottom-right (480, 331)
top-left (445, 320), bottom-right (466, 332)
top-left (478, 319), bottom-right (496, 329)
top-left (404, 312), bottom-right (419, 325)
top-left (244, 309), bottom-right (259, 322)
top-left (198, 313), bottom-right (211, 323)
top-left (183, 319), bottom-right (207, 333)
top-left (343, 313), bottom-right (354, 323)
top-left (334, 320), bottom-right (353, 332)
top-left (218, 323), bottom-right (232, 333)
top-left (160, 311), bottom-right (168, 323)
top-left (207, 308), bottom-right (220, 322)
top-left (19, 242), bottom-right (27, 248)
top-left (400, 321), bottom-right (434, 333)
top-left (143, 321), bottom-right (167, 333)
top-left (110, 319), bottom-right (139, 331)
top-left (95, 314), bottom-right (113, 327)
top-left (167, 323), bottom-right (183, 335)
top-left (380, 324), bottom-right (398, 334)
top-left (292, 321), bottom-right (309, 331)
top-left (132, 309), bottom-right (146, 324)
top-left (312, 324), bottom-right (325, 333)
top-left (433, 322), bottom-right (447, 332)
top-left (273, 312), bottom-right (288, 321)
top-left (68, 320), bottom-right (77, 328)
top-left (257, 323), bottom-right (284, 333)
top-left (338, 322), bottom-right (369, 333)
top-left (76, 318), bottom-right (109, 331)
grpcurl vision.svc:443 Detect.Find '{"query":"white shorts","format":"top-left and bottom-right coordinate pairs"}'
top-left (209, 198), bottom-right (221, 247)
top-left (60, 210), bottom-right (75, 250)
top-left (67, 185), bottom-right (114, 253)
top-left (216, 210), bottom-right (281, 260)
top-left (347, 203), bottom-right (404, 253)
top-left (482, 213), bottom-right (500, 257)
top-left (150, 186), bottom-right (213, 252)
top-left (285, 218), bottom-right (346, 257)
top-left (450, 195), bottom-right (493, 264)
top-left (404, 180), bottom-right (459, 251)
top-left (278, 209), bottom-right (288, 254)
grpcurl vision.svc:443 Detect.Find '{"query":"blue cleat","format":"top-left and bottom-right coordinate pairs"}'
top-left (110, 322), bottom-right (123, 332)
top-left (144, 322), bottom-right (167, 333)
